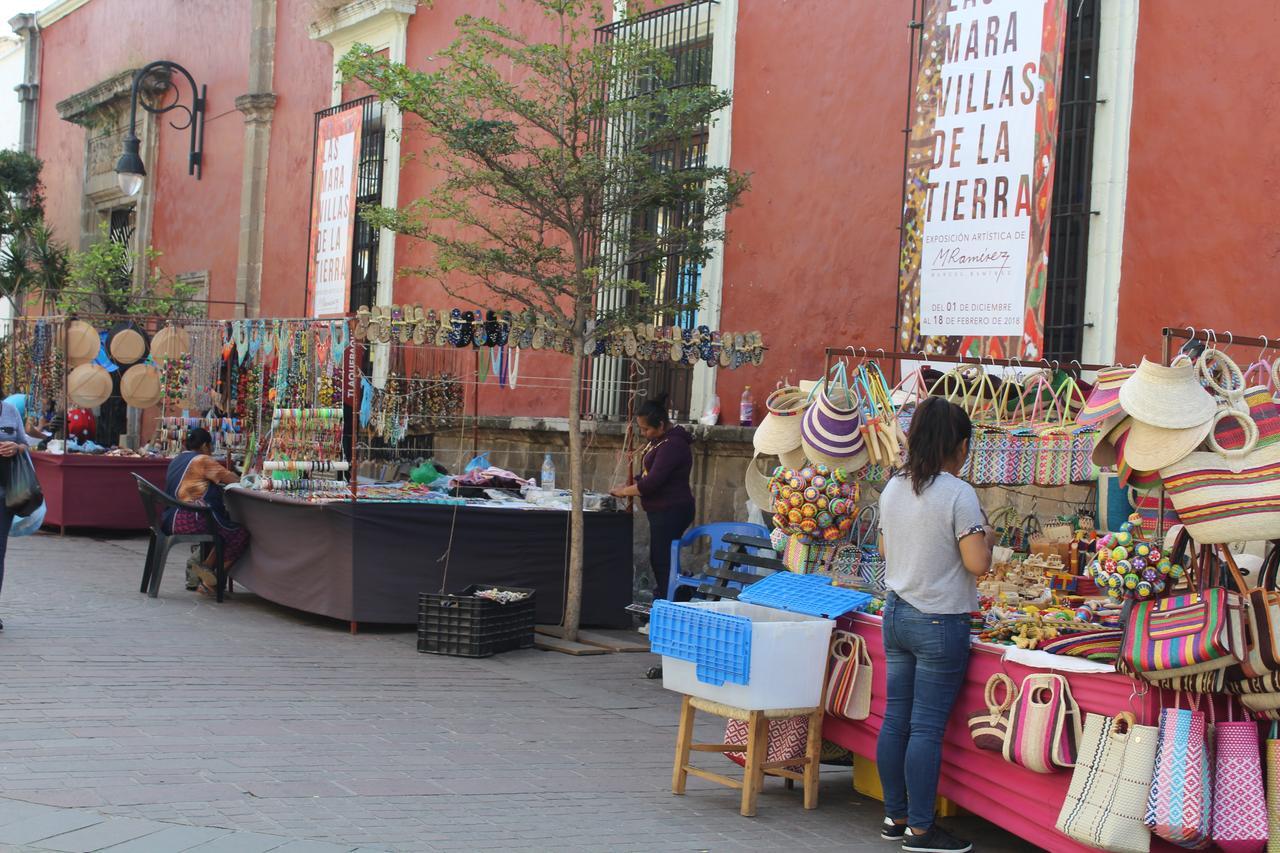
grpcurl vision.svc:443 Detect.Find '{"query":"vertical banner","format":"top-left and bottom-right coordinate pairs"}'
top-left (307, 106), bottom-right (364, 318)
top-left (897, 0), bottom-right (1068, 358)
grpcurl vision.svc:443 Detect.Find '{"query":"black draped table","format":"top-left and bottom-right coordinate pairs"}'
top-left (223, 488), bottom-right (634, 628)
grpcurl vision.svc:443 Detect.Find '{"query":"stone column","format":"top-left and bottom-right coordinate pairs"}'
top-left (9, 13), bottom-right (39, 155)
top-left (233, 0), bottom-right (278, 318)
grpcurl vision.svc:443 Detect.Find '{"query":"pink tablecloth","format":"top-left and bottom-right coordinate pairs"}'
top-left (31, 451), bottom-right (170, 531)
top-left (823, 612), bottom-right (1184, 853)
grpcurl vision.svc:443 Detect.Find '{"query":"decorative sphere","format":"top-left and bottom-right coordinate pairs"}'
top-left (787, 509), bottom-right (803, 525)
top-left (801, 503), bottom-right (817, 519)
top-left (1142, 568), bottom-right (1159, 583)
top-left (1114, 531), bottom-right (1133, 548)
top-left (830, 498), bottom-right (849, 516)
top-left (822, 526), bottom-right (842, 542)
top-left (789, 493), bottom-right (804, 508)
top-left (816, 497), bottom-right (829, 511)
top-left (1098, 534), bottom-right (1113, 548)
top-left (816, 511), bottom-right (834, 528)
top-left (1112, 546), bottom-right (1129, 562)
top-left (799, 518), bottom-right (818, 533)
top-left (839, 483), bottom-right (856, 497)
top-left (1076, 606), bottom-right (1093, 621)
top-left (1124, 573), bottom-right (1140, 590)
top-left (1157, 558), bottom-right (1173, 575)
top-left (1132, 557), bottom-right (1147, 571)
top-left (1116, 559), bottom-right (1132, 575)
top-left (832, 467), bottom-right (847, 483)
top-left (838, 517), bottom-right (853, 533)
top-left (1136, 581), bottom-right (1154, 598)
top-left (1107, 573), bottom-right (1123, 589)
top-left (803, 486), bottom-right (820, 502)
top-left (67, 408), bottom-right (96, 440)
top-left (1148, 548), bottom-right (1162, 563)
top-left (825, 484), bottom-right (842, 499)
top-left (799, 466), bottom-right (816, 481)
top-left (1096, 548), bottom-right (1111, 563)
top-left (1169, 562), bottom-right (1185, 579)
top-left (814, 464), bottom-right (831, 477)
top-left (1155, 580), bottom-right (1167, 595)
top-left (1136, 543), bottom-right (1151, 558)
top-left (774, 501), bottom-right (789, 516)
top-left (1104, 559), bottom-right (1118, 573)
top-left (772, 513), bottom-right (787, 528)
top-left (810, 474), bottom-right (826, 489)
top-left (788, 476), bottom-right (803, 490)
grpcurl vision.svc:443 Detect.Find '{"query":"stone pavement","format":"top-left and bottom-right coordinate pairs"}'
top-left (0, 531), bottom-right (1036, 852)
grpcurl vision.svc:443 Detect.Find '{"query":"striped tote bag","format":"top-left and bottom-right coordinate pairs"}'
top-left (1003, 673), bottom-right (1082, 773)
top-left (1161, 420), bottom-right (1280, 545)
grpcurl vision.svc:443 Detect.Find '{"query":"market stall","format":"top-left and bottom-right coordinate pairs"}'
top-left (32, 450), bottom-right (170, 531)
top-left (224, 487), bottom-right (633, 627)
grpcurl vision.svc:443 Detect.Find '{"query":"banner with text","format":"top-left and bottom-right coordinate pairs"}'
top-left (307, 106), bottom-right (364, 318)
top-left (897, 0), bottom-right (1068, 358)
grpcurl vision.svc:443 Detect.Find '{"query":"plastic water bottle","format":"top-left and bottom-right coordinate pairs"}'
top-left (540, 453), bottom-right (556, 490)
top-left (740, 386), bottom-right (754, 427)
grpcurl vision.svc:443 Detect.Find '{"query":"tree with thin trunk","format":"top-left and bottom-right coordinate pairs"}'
top-left (340, 0), bottom-right (746, 640)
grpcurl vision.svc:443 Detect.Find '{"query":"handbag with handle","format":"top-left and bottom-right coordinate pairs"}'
top-left (722, 714), bottom-right (809, 772)
top-left (968, 673), bottom-right (1017, 752)
top-left (824, 630), bottom-right (871, 722)
top-left (1211, 699), bottom-right (1268, 853)
top-left (1144, 695), bottom-right (1212, 850)
top-left (1056, 712), bottom-right (1159, 853)
top-left (1241, 542), bottom-right (1280, 679)
top-left (1266, 721), bottom-right (1280, 853)
top-left (1003, 672), bottom-right (1082, 773)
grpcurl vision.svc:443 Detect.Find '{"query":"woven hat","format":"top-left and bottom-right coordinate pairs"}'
top-left (68, 363), bottom-right (112, 408)
top-left (150, 325), bottom-right (191, 361)
top-left (108, 324), bottom-right (148, 365)
top-left (1077, 366), bottom-right (1134, 426)
top-left (779, 446), bottom-right (807, 470)
top-left (801, 381), bottom-right (865, 463)
top-left (752, 386), bottom-right (808, 455)
top-left (66, 320), bottom-right (100, 367)
top-left (1090, 413), bottom-right (1128, 468)
top-left (744, 454), bottom-right (776, 510)
top-left (120, 364), bottom-right (162, 408)
top-left (1123, 416), bottom-right (1214, 472)
top-left (1119, 357), bottom-right (1215, 429)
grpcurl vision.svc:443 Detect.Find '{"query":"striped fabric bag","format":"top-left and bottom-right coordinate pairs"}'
top-left (1214, 386), bottom-right (1280, 451)
top-left (1119, 587), bottom-right (1246, 680)
top-left (1002, 673), bottom-right (1082, 773)
top-left (1144, 703), bottom-right (1212, 849)
top-left (1161, 432), bottom-right (1280, 545)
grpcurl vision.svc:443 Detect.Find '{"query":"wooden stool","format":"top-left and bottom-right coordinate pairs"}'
top-left (671, 694), bottom-right (823, 816)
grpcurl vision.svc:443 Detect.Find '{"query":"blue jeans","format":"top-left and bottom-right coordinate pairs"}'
top-left (875, 592), bottom-right (971, 830)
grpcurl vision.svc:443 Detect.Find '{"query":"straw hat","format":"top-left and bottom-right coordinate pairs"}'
top-left (66, 320), bottom-right (100, 367)
top-left (150, 324), bottom-right (191, 361)
top-left (1124, 416), bottom-right (1214, 472)
top-left (779, 446), bottom-right (807, 470)
top-left (752, 386), bottom-right (808, 455)
top-left (1090, 413), bottom-right (1129, 468)
top-left (744, 454), bottom-right (777, 511)
top-left (120, 364), bottom-right (162, 408)
top-left (68, 363), bottom-right (112, 408)
top-left (1119, 357), bottom-right (1215, 429)
top-left (801, 382), bottom-right (865, 464)
top-left (108, 324), bottom-right (148, 365)
top-left (1077, 366), bottom-right (1134, 426)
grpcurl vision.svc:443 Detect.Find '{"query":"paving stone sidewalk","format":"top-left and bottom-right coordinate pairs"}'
top-left (0, 531), bottom-right (1034, 852)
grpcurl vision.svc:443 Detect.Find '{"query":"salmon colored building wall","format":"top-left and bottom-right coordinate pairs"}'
top-left (1114, 2), bottom-right (1280, 363)
top-left (36, 0), bottom-right (250, 316)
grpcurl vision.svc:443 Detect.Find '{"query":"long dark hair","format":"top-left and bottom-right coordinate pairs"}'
top-left (901, 396), bottom-right (972, 495)
top-left (185, 427), bottom-right (213, 451)
top-left (636, 393), bottom-right (672, 429)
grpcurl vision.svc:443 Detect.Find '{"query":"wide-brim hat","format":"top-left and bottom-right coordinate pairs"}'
top-left (120, 363), bottom-right (162, 409)
top-left (801, 383), bottom-right (865, 462)
top-left (744, 454), bottom-right (777, 511)
top-left (1077, 366), bottom-right (1134, 426)
top-left (150, 324), bottom-right (191, 361)
top-left (1119, 357), bottom-right (1215, 429)
top-left (779, 446), bottom-right (807, 470)
top-left (108, 324), bottom-right (148, 366)
top-left (67, 320), bottom-right (100, 367)
top-left (1123, 416), bottom-right (1213, 472)
top-left (1090, 413), bottom-right (1128, 468)
top-left (752, 386), bottom-right (808, 455)
top-left (68, 362), bottom-right (112, 408)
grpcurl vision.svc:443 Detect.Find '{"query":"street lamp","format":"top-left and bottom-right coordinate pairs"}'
top-left (114, 60), bottom-right (206, 197)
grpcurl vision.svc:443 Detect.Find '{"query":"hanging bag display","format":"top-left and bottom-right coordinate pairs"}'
top-left (1211, 699), bottom-right (1268, 853)
top-left (824, 630), bottom-right (872, 722)
top-left (1143, 694), bottom-right (1212, 850)
top-left (1002, 672), bottom-right (1082, 773)
top-left (968, 673), bottom-right (1017, 752)
top-left (1056, 711), bottom-right (1159, 853)
top-left (1241, 542), bottom-right (1280, 678)
top-left (854, 505), bottom-right (885, 593)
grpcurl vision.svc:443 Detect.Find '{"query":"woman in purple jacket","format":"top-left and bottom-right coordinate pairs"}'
top-left (610, 394), bottom-right (695, 601)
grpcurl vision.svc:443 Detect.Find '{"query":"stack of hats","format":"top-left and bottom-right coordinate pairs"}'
top-left (745, 386), bottom-right (811, 508)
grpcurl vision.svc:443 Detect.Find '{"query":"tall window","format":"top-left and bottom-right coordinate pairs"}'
top-left (1043, 0), bottom-right (1101, 362)
top-left (312, 96), bottom-right (385, 312)
top-left (591, 1), bottom-right (717, 422)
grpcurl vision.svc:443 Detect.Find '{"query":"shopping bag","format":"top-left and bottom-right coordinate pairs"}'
top-left (1212, 701), bottom-right (1268, 853)
top-left (1056, 712), bottom-right (1158, 853)
top-left (1, 449), bottom-right (42, 517)
top-left (1144, 700), bottom-right (1212, 849)
top-left (9, 501), bottom-right (44, 537)
top-left (824, 630), bottom-right (871, 722)
top-left (722, 714), bottom-right (808, 772)
top-left (968, 673), bottom-right (1017, 752)
top-left (1002, 673), bottom-right (1082, 773)
top-left (1266, 722), bottom-right (1280, 853)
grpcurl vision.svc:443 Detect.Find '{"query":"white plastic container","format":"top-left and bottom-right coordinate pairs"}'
top-left (659, 600), bottom-right (834, 710)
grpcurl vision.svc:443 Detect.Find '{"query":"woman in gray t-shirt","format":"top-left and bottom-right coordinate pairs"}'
top-left (874, 397), bottom-right (993, 853)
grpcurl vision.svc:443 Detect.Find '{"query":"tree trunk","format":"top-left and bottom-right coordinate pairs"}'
top-left (563, 332), bottom-right (585, 643)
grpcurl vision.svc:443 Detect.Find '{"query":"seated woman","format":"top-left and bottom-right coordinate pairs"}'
top-left (164, 428), bottom-right (248, 595)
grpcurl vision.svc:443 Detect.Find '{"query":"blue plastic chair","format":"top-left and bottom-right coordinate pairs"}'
top-left (665, 521), bottom-right (770, 601)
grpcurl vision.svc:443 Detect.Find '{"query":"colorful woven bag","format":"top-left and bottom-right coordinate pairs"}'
top-left (1266, 722), bottom-right (1280, 853)
top-left (1002, 673), bottom-right (1082, 773)
top-left (1211, 701), bottom-right (1268, 852)
top-left (968, 673), bottom-right (1017, 752)
top-left (722, 715), bottom-right (808, 772)
top-left (1144, 700), bottom-right (1212, 849)
top-left (1056, 712), bottom-right (1159, 853)
top-left (1240, 542), bottom-right (1280, 679)
top-left (823, 630), bottom-right (871, 722)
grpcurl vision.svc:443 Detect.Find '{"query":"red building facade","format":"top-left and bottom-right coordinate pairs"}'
top-left (16, 0), bottom-right (1280, 422)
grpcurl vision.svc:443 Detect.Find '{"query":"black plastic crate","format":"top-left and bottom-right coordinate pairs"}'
top-left (417, 584), bottom-right (536, 658)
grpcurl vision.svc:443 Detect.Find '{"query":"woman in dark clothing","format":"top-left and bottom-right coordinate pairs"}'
top-left (165, 428), bottom-right (248, 595)
top-left (610, 394), bottom-right (696, 601)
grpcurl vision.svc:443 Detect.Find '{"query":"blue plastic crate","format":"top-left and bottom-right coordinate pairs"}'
top-left (738, 572), bottom-right (873, 618)
top-left (649, 599), bottom-right (752, 686)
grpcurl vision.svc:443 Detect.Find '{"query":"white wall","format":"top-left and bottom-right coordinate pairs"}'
top-left (0, 35), bottom-right (21, 152)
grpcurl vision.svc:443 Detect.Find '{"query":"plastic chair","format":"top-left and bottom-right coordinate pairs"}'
top-left (666, 522), bottom-right (770, 601)
top-left (132, 474), bottom-right (228, 602)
